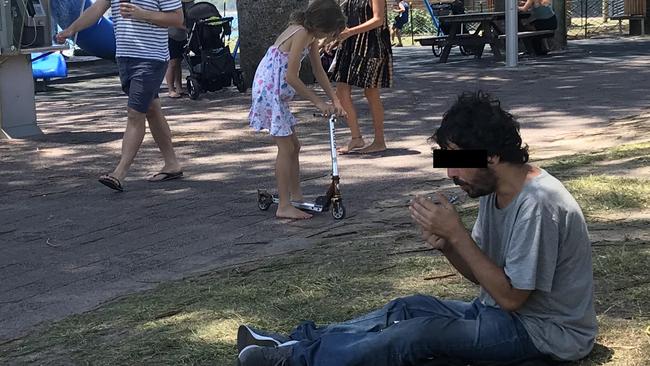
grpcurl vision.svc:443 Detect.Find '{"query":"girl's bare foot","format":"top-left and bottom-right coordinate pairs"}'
top-left (358, 140), bottom-right (386, 154)
top-left (337, 137), bottom-right (365, 154)
top-left (276, 205), bottom-right (313, 219)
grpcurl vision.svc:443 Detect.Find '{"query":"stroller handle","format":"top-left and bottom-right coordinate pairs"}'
top-left (197, 16), bottom-right (234, 25)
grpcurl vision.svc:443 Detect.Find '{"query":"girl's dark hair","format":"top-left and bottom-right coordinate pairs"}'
top-left (432, 91), bottom-right (530, 164)
top-left (289, 0), bottom-right (347, 36)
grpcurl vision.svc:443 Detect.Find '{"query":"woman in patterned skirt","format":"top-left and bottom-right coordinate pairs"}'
top-left (332, 0), bottom-right (393, 154)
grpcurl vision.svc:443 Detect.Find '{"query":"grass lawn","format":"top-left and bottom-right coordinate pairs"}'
top-left (2, 142), bottom-right (649, 365)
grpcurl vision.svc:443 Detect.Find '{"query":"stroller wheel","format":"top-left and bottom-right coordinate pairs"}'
top-left (187, 77), bottom-right (200, 100)
top-left (233, 69), bottom-right (247, 93)
top-left (432, 44), bottom-right (442, 57)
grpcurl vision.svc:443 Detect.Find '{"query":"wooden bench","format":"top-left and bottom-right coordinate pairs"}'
top-left (610, 14), bottom-right (646, 35)
top-left (497, 30), bottom-right (555, 56)
top-left (416, 35), bottom-right (448, 47)
top-left (496, 29), bottom-right (555, 40)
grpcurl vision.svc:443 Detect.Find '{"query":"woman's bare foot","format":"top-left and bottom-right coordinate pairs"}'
top-left (168, 90), bottom-right (181, 99)
top-left (337, 137), bottom-right (365, 154)
top-left (358, 140), bottom-right (386, 154)
top-left (276, 205), bottom-right (313, 219)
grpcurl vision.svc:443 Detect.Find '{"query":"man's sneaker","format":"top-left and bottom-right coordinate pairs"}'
top-left (236, 325), bottom-right (289, 353)
top-left (236, 345), bottom-right (291, 366)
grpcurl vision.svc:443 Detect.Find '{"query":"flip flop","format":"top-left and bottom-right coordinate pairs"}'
top-left (148, 171), bottom-right (183, 182)
top-left (98, 174), bottom-right (124, 192)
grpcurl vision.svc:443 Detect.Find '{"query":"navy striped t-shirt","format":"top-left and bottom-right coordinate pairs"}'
top-left (111, 0), bottom-right (182, 61)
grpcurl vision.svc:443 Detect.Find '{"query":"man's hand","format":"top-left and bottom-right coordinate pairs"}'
top-left (55, 28), bottom-right (74, 44)
top-left (120, 2), bottom-right (147, 20)
top-left (409, 194), bottom-right (465, 241)
top-left (421, 229), bottom-right (447, 251)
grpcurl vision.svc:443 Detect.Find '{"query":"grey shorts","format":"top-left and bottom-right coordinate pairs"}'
top-left (117, 57), bottom-right (168, 114)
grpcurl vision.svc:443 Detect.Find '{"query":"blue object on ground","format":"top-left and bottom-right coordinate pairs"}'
top-left (32, 52), bottom-right (68, 79)
top-left (51, 0), bottom-right (116, 60)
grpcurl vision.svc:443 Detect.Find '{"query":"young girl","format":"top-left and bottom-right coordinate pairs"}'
top-left (249, 0), bottom-right (347, 220)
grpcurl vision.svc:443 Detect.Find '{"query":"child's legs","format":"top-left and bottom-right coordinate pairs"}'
top-left (274, 134), bottom-right (312, 219)
top-left (274, 135), bottom-right (296, 207)
top-left (289, 131), bottom-right (303, 201)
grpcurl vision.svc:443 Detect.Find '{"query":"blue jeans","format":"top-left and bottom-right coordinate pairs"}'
top-left (287, 294), bottom-right (543, 366)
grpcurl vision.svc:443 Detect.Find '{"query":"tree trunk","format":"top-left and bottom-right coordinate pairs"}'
top-left (236, 0), bottom-right (310, 87)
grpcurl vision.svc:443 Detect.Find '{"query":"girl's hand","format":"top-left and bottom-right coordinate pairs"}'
top-left (316, 101), bottom-right (335, 116)
top-left (333, 100), bottom-right (347, 117)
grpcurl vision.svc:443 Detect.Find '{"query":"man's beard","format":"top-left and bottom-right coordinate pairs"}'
top-left (453, 170), bottom-right (496, 198)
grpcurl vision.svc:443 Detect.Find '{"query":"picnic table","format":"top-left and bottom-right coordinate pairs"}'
top-left (431, 11), bottom-right (554, 63)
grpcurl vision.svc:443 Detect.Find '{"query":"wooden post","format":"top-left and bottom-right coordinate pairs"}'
top-left (553, 0), bottom-right (567, 49)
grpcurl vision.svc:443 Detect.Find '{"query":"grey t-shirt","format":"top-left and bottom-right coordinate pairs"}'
top-left (471, 169), bottom-right (597, 361)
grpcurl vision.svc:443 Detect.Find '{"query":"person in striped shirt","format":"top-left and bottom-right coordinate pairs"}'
top-left (56, 0), bottom-right (184, 191)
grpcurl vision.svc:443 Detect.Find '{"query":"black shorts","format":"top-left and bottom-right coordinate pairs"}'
top-left (117, 57), bottom-right (168, 113)
top-left (168, 38), bottom-right (185, 60)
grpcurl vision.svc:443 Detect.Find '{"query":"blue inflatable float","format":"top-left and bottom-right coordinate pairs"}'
top-left (50, 0), bottom-right (116, 60)
top-left (31, 52), bottom-right (68, 79)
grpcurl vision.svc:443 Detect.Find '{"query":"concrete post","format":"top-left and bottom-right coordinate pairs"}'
top-left (0, 55), bottom-right (42, 139)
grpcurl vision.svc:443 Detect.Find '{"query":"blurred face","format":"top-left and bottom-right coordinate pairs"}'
top-left (444, 143), bottom-right (497, 198)
top-left (447, 167), bottom-right (497, 198)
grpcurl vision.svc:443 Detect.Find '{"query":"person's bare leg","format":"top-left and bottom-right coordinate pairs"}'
top-left (165, 59), bottom-right (181, 98)
top-left (397, 29), bottom-right (403, 46)
top-left (110, 107), bottom-right (147, 181)
top-left (358, 87), bottom-right (387, 153)
top-left (174, 59), bottom-right (184, 94)
top-left (275, 135), bottom-right (312, 219)
top-left (289, 132), bottom-right (304, 202)
top-left (146, 98), bottom-right (182, 176)
top-left (336, 82), bottom-right (365, 153)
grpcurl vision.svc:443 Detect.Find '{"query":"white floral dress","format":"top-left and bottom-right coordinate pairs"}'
top-left (249, 28), bottom-right (310, 137)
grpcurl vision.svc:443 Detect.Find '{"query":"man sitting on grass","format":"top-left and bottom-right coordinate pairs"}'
top-left (234, 91), bottom-right (598, 366)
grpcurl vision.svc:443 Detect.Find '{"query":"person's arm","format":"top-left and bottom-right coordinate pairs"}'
top-left (519, 0), bottom-right (535, 11)
top-left (55, 0), bottom-right (110, 42)
top-left (447, 229), bottom-right (532, 312)
top-left (410, 195), bottom-right (531, 312)
top-left (285, 30), bottom-right (331, 114)
top-left (420, 230), bottom-right (478, 284)
top-left (120, 3), bottom-right (183, 28)
top-left (340, 0), bottom-right (386, 41)
top-left (308, 42), bottom-right (345, 116)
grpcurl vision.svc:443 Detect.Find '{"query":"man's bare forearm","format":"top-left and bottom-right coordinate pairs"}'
top-left (139, 9), bottom-right (183, 28)
top-left (442, 242), bottom-right (479, 284)
top-left (67, 0), bottom-right (110, 33)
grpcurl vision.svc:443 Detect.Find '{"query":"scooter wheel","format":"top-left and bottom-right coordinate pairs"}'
top-left (257, 192), bottom-right (273, 211)
top-left (332, 201), bottom-right (345, 220)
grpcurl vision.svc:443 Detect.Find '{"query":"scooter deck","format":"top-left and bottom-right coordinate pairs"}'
top-left (271, 195), bottom-right (326, 213)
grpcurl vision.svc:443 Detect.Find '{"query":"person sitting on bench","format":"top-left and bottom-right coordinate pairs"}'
top-left (233, 91), bottom-right (598, 366)
top-left (519, 0), bottom-right (557, 55)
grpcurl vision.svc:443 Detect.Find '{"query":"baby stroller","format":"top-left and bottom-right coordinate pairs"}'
top-left (183, 2), bottom-right (246, 99)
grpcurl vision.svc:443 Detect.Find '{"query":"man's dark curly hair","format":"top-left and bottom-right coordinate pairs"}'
top-left (432, 91), bottom-right (529, 164)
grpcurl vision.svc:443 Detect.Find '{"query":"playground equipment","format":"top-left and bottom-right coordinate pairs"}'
top-left (1, 0), bottom-right (115, 138)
